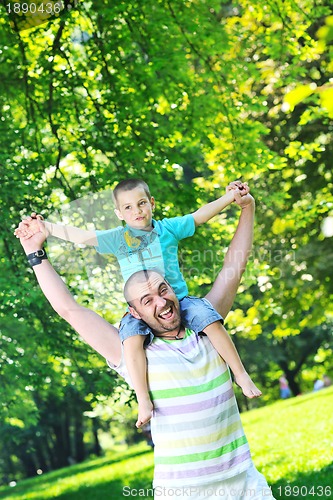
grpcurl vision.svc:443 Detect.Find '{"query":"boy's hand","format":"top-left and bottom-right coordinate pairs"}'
top-left (136, 398), bottom-right (154, 428)
top-left (226, 181), bottom-right (249, 197)
top-left (14, 213), bottom-right (48, 240)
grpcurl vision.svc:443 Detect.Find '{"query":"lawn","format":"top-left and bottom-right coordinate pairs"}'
top-left (0, 387), bottom-right (332, 500)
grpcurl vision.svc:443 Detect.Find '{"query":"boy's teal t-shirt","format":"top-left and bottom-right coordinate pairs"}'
top-left (95, 214), bottom-right (195, 299)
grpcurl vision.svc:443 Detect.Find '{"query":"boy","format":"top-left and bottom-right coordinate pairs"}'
top-left (15, 179), bottom-right (261, 427)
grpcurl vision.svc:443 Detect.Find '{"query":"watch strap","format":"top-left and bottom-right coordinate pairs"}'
top-left (27, 248), bottom-right (48, 267)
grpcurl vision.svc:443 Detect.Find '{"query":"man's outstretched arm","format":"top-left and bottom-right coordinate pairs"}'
top-left (19, 230), bottom-right (122, 366)
top-left (205, 192), bottom-right (255, 319)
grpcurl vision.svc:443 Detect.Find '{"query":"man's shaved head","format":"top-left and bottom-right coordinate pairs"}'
top-left (124, 269), bottom-right (164, 305)
top-left (124, 269), bottom-right (181, 336)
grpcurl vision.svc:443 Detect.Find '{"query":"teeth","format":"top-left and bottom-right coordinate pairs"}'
top-left (159, 307), bottom-right (171, 318)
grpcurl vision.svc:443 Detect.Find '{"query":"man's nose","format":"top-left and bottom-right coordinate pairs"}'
top-left (155, 296), bottom-right (167, 307)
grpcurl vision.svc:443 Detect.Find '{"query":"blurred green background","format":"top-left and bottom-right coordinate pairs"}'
top-left (0, 0), bottom-right (332, 488)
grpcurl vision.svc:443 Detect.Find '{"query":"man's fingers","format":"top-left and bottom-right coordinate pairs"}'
top-left (14, 214), bottom-right (45, 239)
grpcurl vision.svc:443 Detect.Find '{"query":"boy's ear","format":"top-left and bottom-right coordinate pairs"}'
top-left (114, 208), bottom-right (124, 221)
top-left (128, 306), bottom-right (141, 320)
top-left (150, 196), bottom-right (155, 211)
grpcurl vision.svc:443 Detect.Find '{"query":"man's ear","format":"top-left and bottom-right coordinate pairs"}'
top-left (128, 305), bottom-right (141, 320)
top-left (114, 208), bottom-right (124, 221)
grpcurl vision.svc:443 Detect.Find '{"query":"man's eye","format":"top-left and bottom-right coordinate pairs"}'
top-left (160, 288), bottom-right (168, 294)
top-left (144, 299), bottom-right (151, 305)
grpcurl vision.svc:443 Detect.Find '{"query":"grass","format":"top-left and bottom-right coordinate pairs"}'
top-left (0, 387), bottom-right (332, 500)
top-left (243, 386), bottom-right (333, 499)
top-left (0, 445), bottom-right (154, 500)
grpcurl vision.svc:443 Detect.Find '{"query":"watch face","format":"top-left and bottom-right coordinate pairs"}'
top-left (6, 1), bottom-right (80, 33)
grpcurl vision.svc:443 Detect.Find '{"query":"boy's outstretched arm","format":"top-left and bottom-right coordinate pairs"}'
top-left (205, 191), bottom-right (255, 319)
top-left (18, 230), bottom-right (121, 366)
top-left (15, 214), bottom-right (98, 246)
top-left (191, 181), bottom-right (248, 226)
top-left (45, 219), bottom-right (98, 245)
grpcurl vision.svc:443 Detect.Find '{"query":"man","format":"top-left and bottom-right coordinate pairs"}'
top-left (16, 193), bottom-right (275, 498)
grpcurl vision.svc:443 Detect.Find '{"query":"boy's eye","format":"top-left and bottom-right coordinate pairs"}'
top-left (139, 200), bottom-right (146, 206)
top-left (125, 206), bottom-right (131, 210)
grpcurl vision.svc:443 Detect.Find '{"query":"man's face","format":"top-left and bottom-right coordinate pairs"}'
top-left (114, 186), bottom-right (155, 231)
top-left (127, 272), bottom-right (181, 335)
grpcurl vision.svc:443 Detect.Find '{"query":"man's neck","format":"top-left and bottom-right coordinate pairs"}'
top-left (154, 325), bottom-right (185, 340)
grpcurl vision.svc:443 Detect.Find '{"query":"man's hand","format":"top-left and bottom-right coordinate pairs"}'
top-left (14, 213), bottom-right (49, 240)
top-left (17, 223), bottom-right (48, 255)
top-left (226, 181), bottom-right (254, 209)
top-left (234, 191), bottom-right (254, 210)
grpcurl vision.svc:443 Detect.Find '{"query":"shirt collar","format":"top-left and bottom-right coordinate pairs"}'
top-left (125, 219), bottom-right (160, 236)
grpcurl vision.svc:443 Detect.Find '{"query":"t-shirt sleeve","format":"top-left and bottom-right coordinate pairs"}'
top-left (95, 226), bottom-right (122, 254)
top-left (106, 349), bottom-right (132, 387)
top-left (162, 214), bottom-right (196, 241)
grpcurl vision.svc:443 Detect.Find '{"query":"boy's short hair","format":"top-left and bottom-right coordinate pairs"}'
top-left (112, 179), bottom-right (151, 206)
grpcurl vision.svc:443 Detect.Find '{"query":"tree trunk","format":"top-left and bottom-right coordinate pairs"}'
top-left (92, 418), bottom-right (102, 456)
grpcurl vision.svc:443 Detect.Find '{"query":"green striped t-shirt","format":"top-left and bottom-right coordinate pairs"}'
top-left (108, 328), bottom-right (252, 488)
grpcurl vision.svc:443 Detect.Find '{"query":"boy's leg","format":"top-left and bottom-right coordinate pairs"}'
top-left (204, 322), bottom-right (261, 398)
top-left (119, 312), bottom-right (155, 427)
top-left (180, 296), bottom-right (260, 398)
top-left (123, 335), bottom-right (153, 428)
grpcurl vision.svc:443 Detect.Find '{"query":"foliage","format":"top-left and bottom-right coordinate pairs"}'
top-left (0, 0), bottom-right (332, 481)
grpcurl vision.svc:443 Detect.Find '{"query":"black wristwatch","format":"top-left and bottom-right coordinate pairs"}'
top-left (26, 248), bottom-right (48, 267)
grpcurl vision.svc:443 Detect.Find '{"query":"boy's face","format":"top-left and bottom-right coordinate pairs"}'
top-left (114, 186), bottom-right (155, 230)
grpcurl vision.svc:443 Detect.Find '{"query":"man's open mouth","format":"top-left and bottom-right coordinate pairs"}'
top-left (158, 306), bottom-right (173, 319)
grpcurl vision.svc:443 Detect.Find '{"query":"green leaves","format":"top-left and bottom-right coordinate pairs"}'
top-left (283, 84), bottom-right (317, 112)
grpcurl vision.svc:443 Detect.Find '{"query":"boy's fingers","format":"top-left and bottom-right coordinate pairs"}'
top-left (239, 184), bottom-right (250, 196)
top-left (233, 189), bottom-right (242, 204)
top-left (31, 212), bottom-right (44, 221)
top-left (228, 180), bottom-right (242, 188)
top-left (18, 220), bottom-right (30, 230)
